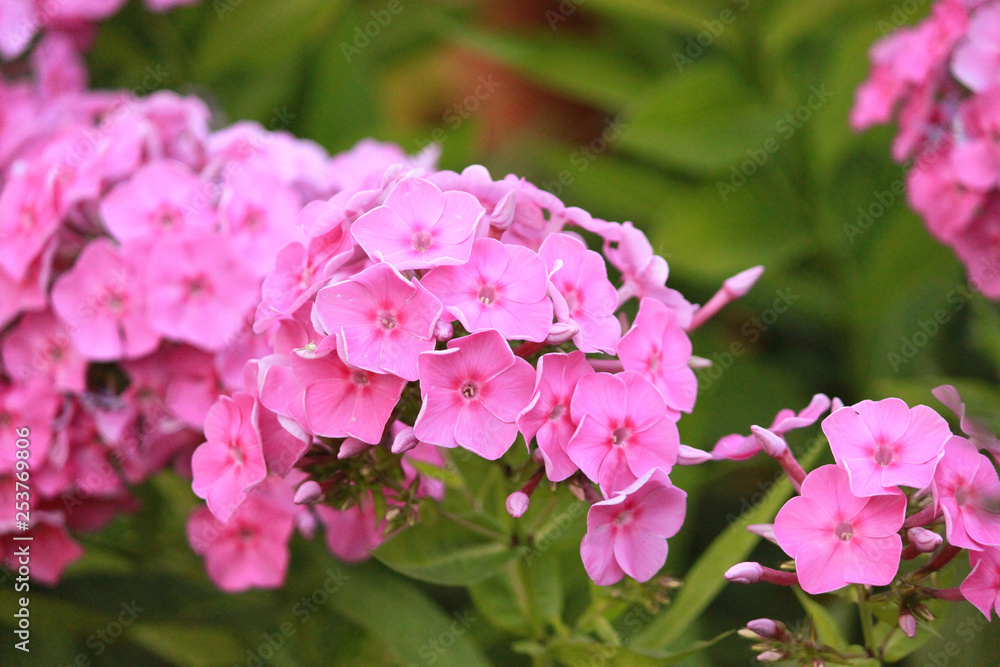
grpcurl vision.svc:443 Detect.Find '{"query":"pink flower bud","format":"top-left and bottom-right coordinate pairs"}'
top-left (434, 320), bottom-right (454, 342)
top-left (751, 425), bottom-right (788, 458)
top-left (746, 618), bottom-right (782, 638)
top-left (746, 523), bottom-right (777, 544)
top-left (338, 437), bottom-right (370, 459)
top-left (757, 650), bottom-right (786, 662)
top-left (677, 444), bottom-right (713, 466)
top-left (899, 611), bottom-right (917, 638)
top-left (688, 355), bottom-right (712, 369)
top-left (831, 396), bottom-right (845, 412)
top-left (725, 562), bottom-right (763, 584)
top-left (545, 321), bottom-right (580, 345)
top-left (506, 491), bottom-right (530, 518)
top-left (908, 526), bottom-right (943, 553)
top-left (391, 426), bottom-right (419, 454)
top-left (294, 480), bottom-right (324, 505)
top-left (487, 190), bottom-right (517, 231)
top-left (723, 265), bottom-right (765, 299)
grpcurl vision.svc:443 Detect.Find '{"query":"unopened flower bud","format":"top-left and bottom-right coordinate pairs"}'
top-left (746, 618), bottom-right (782, 639)
top-left (899, 611), bottom-right (917, 638)
top-left (294, 480), bottom-right (324, 505)
top-left (391, 426), bottom-right (419, 454)
top-left (545, 321), bottom-right (580, 345)
top-left (434, 320), bottom-right (454, 342)
top-left (831, 397), bottom-right (845, 412)
top-left (506, 491), bottom-right (530, 518)
top-left (908, 527), bottom-right (943, 553)
top-left (751, 425), bottom-right (788, 458)
top-left (746, 523), bottom-right (777, 544)
top-left (338, 437), bottom-right (370, 459)
top-left (688, 355), bottom-right (712, 369)
top-left (725, 562), bottom-right (763, 584)
top-left (756, 650), bottom-right (786, 662)
top-left (487, 190), bottom-right (517, 231)
top-left (677, 444), bottom-right (713, 465)
top-left (724, 265), bottom-right (765, 299)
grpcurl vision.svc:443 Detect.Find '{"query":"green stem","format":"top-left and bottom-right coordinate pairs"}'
top-left (856, 585), bottom-right (875, 655)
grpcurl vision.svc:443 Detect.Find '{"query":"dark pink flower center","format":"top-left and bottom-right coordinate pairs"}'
top-left (478, 284), bottom-right (498, 306)
top-left (564, 289), bottom-right (580, 313)
top-left (19, 207), bottom-right (35, 232)
top-left (378, 310), bottom-right (397, 330)
top-left (461, 381), bottom-right (479, 399)
top-left (157, 205), bottom-right (181, 229)
top-left (873, 443), bottom-right (894, 467)
top-left (611, 426), bottom-right (632, 446)
top-left (549, 403), bottom-right (566, 421)
top-left (351, 371), bottom-right (369, 386)
top-left (244, 207), bottom-right (264, 230)
top-left (834, 521), bottom-right (853, 541)
top-left (237, 526), bottom-right (254, 540)
top-left (412, 230), bottom-right (433, 253)
top-left (955, 485), bottom-right (971, 507)
top-left (185, 275), bottom-right (210, 298)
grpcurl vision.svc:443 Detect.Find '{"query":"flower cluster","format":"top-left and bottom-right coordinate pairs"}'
top-left (192, 137), bottom-right (765, 588)
top-left (722, 386), bottom-right (1000, 661)
top-left (0, 29), bottom-right (417, 584)
top-left (852, 0), bottom-right (1000, 297)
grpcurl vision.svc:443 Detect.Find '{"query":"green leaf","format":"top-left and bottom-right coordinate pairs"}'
top-left (629, 442), bottom-right (823, 650)
top-left (469, 552), bottom-right (563, 635)
top-left (129, 624), bottom-right (243, 667)
top-left (584, 0), bottom-right (721, 34)
top-left (547, 631), bottom-right (732, 666)
top-left (374, 509), bottom-right (520, 586)
top-left (793, 587), bottom-right (848, 650)
top-left (330, 562), bottom-right (491, 667)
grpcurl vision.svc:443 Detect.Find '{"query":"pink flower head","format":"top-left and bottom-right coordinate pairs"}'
top-left (51, 238), bottom-right (160, 361)
top-left (187, 477), bottom-right (297, 592)
top-left (961, 546), bottom-right (1000, 619)
top-left (823, 398), bottom-right (951, 497)
top-left (421, 237), bottom-right (554, 342)
top-left (538, 233), bottom-right (620, 354)
top-left (618, 298), bottom-right (697, 418)
top-left (414, 329), bottom-right (535, 459)
top-left (100, 160), bottom-right (216, 244)
top-left (932, 435), bottom-right (1000, 550)
top-left (315, 263), bottom-right (442, 381)
top-left (774, 465), bottom-right (906, 594)
top-left (191, 392), bottom-right (267, 522)
top-left (566, 371), bottom-right (680, 496)
top-left (907, 147), bottom-right (987, 243)
top-left (0, 159), bottom-right (61, 282)
top-left (144, 233), bottom-right (259, 351)
top-left (293, 348), bottom-right (406, 444)
top-left (1, 309), bottom-right (87, 393)
top-left (952, 4), bottom-right (1000, 92)
top-left (517, 351), bottom-right (595, 481)
top-left (351, 177), bottom-right (484, 269)
top-left (580, 468), bottom-right (686, 585)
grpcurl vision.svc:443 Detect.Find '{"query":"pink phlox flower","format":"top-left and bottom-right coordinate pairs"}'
top-left (961, 546), bottom-right (1000, 619)
top-left (0, 245), bottom-right (52, 330)
top-left (0, 512), bottom-right (84, 585)
top-left (292, 345), bottom-right (406, 444)
top-left (414, 329), bottom-right (535, 460)
top-left (907, 144), bottom-right (988, 243)
top-left (580, 468), bottom-right (686, 585)
top-left (851, 30), bottom-right (919, 129)
top-left (214, 320), bottom-right (272, 393)
top-left (952, 3), bottom-right (1000, 92)
top-left (315, 263), bottom-right (442, 381)
top-left (933, 384), bottom-right (1000, 459)
top-left (187, 476), bottom-right (297, 592)
top-left (242, 360), bottom-right (311, 477)
top-left (315, 494), bottom-right (384, 563)
top-left (100, 159), bottom-right (215, 244)
top-left (0, 0), bottom-right (37, 59)
top-left (164, 346), bottom-right (221, 428)
top-left (0, 379), bottom-right (58, 473)
top-left (932, 435), bottom-right (1000, 549)
top-left (823, 398), bottom-right (951, 497)
top-left (144, 232), bottom-right (259, 351)
top-left (517, 351), bottom-right (594, 482)
top-left (131, 91), bottom-right (210, 166)
top-left (191, 392), bottom-right (268, 522)
top-left (0, 158), bottom-right (61, 281)
top-left (326, 138), bottom-right (422, 194)
top-left (774, 464), bottom-right (906, 594)
top-left (618, 297), bottom-right (696, 418)
top-left (538, 233), bottom-right (620, 354)
top-left (351, 176), bottom-right (483, 270)
top-left (566, 370), bottom-right (680, 497)
top-left (711, 394), bottom-right (831, 461)
top-left (51, 238), bottom-right (160, 361)
top-left (1, 309), bottom-right (87, 392)
top-left (421, 237), bottom-right (554, 342)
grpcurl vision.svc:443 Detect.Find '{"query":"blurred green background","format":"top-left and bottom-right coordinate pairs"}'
top-left (4, 0), bottom-right (1000, 664)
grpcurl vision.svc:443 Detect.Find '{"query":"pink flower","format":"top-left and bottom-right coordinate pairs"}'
top-left (538, 233), bottom-right (620, 354)
top-left (100, 160), bottom-right (216, 244)
top-left (421, 237), bottom-right (553, 342)
top-left (144, 233), bottom-right (259, 351)
top-left (293, 348), bottom-right (406, 444)
top-left (961, 546), bottom-right (1000, 619)
top-left (1, 310), bottom-right (88, 393)
top-left (952, 4), bottom-right (1000, 92)
top-left (618, 298), bottom-right (697, 418)
top-left (0, 159), bottom-right (61, 282)
top-left (566, 371), bottom-right (680, 496)
top-left (315, 263), bottom-right (442, 381)
top-left (191, 393), bottom-right (268, 522)
top-left (0, 380), bottom-right (58, 473)
top-left (774, 465), bottom-right (906, 594)
top-left (580, 468), bottom-right (686, 585)
top-left (187, 477), bottom-right (297, 592)
top-left (414, 330), bottom-right (535, 459)
top-left (822, 398), bottom-right (951, 497)
top-left (932, 435), bottom-right (1000, 550)
top-left (713, 394), bottom-right (832, 461)
top-left (517, 351), bottom-right (594, 481)
top-left (351, 177), bottom-right (484, 269)
top-left (51, 238), bottom-right (160, 361)
top-left (907, 148), bottom-right (987, 243)
top-left (316, 498), bottom-right (384, 562)
top-left (0, 249), bottom-right (52, 331)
